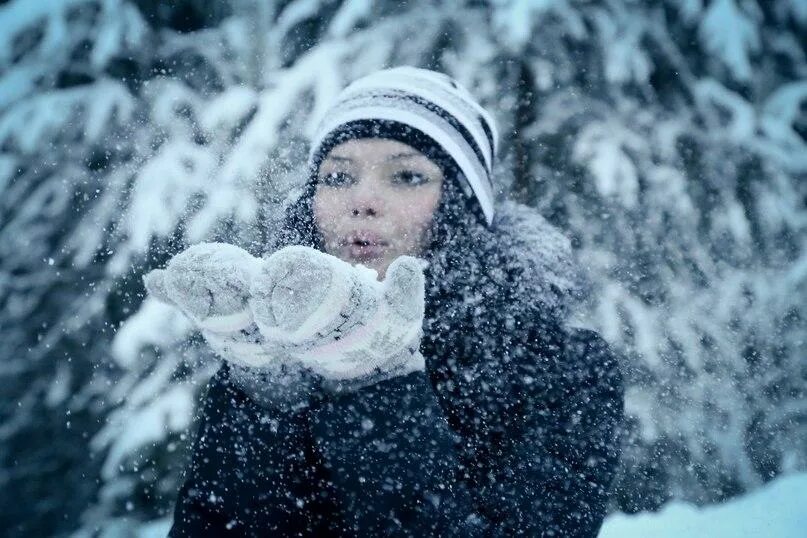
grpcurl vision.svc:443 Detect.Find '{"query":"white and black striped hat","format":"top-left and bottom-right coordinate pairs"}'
top-left (307, 66), bottom-right (499, 226)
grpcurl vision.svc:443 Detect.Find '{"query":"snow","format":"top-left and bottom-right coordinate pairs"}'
top-left (116, 470), bottom-right (807, 537)
top-left (275, 0), bottom-right (328, 38)
top-left (784, 0), bottom-right (807, 24)
top-left (1, 0), bottom-right (805, 535)
top-left (125, 143), bottom-right (217, 253)
top-left (198, 85), bottom-right (259, 137)
top-left (573, 120), bottom-right (642, 208)
top-left (492, 0), bottom-right (586, 50)
top-left (0, 0), bottom-right (77, 64)
top-left (93, 383), bottom-right (194, 481)
top-left (0, 154), bottom-right (16, 194)
top-left (758, 81), bottom-right (807, 173)
top-left (0, 64), bottom-right (41, 108)
top-left (594, 8), bottom-right (651, 85)
top-left (693, 78), bottom-right (755, 142)
top-left (110, 298), bottom-right (193, 368)
top-left (89, 1), bottom-right (148, 69)
top-left (328, 0), bottom-right (373, 37)
top-left (699, 0), bottom-right (760, 81)
top-left (491, 0), bottom-right (553, 50)
top-left (599, 472), bottom-right (807, 538)
top-left (135, 518), bottom-right (172, 538)
top-left (0, 80), bottom-right (134, 154)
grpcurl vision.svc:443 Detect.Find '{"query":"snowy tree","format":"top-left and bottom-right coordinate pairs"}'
top-left (0, 0), bottom-right (804, 535)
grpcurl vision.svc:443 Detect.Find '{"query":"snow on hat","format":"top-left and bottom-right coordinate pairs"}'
top-left (307, 66), bottom-right (499, 226)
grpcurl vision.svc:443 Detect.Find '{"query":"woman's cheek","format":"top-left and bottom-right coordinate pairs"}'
top-left (395, 223), bottom-right (427, 258)
top-left (412, 194), bottom-right (441, 251)
top-left (313, 193), bottom-right (341, 245)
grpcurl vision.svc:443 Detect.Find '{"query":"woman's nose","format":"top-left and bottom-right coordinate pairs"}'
top-left (348, 180), bottom-right (384, 217)
top-left (351, 206), bottom-right (376, 217)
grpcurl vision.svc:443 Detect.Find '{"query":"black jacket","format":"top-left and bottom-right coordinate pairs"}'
top-left (169, 196), bottom-right (624, 537)
top-left (168, 326), bottom-right (623, 537)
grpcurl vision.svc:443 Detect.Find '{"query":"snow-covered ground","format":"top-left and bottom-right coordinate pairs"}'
top-left (130, 472), bottom-right (807, 538)
top-left (599, 472), bottom-right (807, 538)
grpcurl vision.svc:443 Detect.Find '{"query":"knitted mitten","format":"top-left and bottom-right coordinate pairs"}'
top-left (143, 242), bottom-right (277, 368)
top-left (249, 245), bottom-right (428, 391)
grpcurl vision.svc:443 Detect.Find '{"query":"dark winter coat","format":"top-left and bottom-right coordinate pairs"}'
top-left (168, 183), bottom-right (625, 537)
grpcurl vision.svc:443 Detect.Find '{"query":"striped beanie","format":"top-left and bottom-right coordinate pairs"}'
top-left (307, 66), bottom-right (499, 226)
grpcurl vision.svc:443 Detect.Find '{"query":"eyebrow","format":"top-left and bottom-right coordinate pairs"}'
top-left (324, 152), bottom-right (420, 163)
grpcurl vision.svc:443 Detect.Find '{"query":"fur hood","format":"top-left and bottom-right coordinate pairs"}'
top-left (451, 198), bottom-right (580, 316)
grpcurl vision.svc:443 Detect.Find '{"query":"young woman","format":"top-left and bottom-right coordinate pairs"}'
top-left (161, 67), bottom-right (624, 537)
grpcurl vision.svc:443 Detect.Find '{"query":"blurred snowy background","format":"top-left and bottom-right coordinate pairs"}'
top-left (0, 0), bottom-right (805, 536)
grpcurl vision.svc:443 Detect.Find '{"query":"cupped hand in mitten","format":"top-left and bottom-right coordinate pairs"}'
top-left (248, 245), bottom-right (428, 388)
top-left (143, 242), bottom-right (277, 367)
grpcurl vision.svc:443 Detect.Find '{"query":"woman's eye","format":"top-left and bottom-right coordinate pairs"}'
top-left (392, 170), bottom-right (430, 186)
top-left (319, 171), bottom-right (353, 188)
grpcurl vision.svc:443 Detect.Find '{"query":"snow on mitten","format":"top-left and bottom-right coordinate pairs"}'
top-left (143, 242), bottom-right (275, 368)
top-left (249, 245), bottom-right (428, 391)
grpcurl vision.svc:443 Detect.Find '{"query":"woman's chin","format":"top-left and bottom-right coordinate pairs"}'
top-left (329, 246), bottom-right (393, 279)
top-left (348, 257), bottom-right (389, 280)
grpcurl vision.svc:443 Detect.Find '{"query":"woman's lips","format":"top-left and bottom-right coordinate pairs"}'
top-left (348, 243), bottom-right (386, 260)
top-left (344, 232), bottom-right (388, 261)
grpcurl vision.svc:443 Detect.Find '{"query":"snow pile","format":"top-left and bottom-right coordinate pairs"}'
top-left (599, 472), bottom-right (807, 538)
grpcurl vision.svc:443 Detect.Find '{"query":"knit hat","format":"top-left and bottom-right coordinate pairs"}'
top-left (307, 66), bottom-right (499, 226)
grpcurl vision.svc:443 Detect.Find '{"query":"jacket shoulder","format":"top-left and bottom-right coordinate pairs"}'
top-left (564, 327), bottom-right (623, 384)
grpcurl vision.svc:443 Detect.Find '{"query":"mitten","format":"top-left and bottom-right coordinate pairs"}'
top-left (143, 242), bottom-right (275, 368)
top-left (249, 245), bottom-right (428, 391)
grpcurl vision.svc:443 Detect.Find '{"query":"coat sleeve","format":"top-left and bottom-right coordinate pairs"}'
top-left (463, 327), bottom-right (625, 537)
top-left (168, 363), bottom-right (342, 537)
top-left (308, 370), bottom-right (491, 537)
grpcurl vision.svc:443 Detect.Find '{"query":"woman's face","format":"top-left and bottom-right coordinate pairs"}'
top-left (313, 138), bottom-right (444, 279)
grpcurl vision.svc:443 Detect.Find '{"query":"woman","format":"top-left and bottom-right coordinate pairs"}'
top-left (159, 67), bottom-right (624, 536)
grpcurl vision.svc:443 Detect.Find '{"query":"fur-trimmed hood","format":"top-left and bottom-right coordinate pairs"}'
top-left (468, 198), bottom-right (580, 315)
